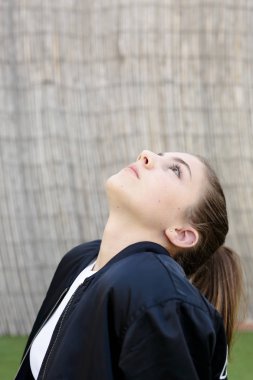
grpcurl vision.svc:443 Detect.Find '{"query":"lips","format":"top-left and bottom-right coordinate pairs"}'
top-left (128, 165), bottom-right (139, 178)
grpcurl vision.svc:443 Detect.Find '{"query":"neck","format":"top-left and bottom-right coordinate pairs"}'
top-left (93, 212), bottom-right (168, 271)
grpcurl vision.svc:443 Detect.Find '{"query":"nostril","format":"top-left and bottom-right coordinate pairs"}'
top-left (137, 152), bottom-right (150, 165)
top-left (137, 154), bottom-right (148, 163)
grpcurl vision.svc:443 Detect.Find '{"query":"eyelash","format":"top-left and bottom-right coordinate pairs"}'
top-left (169, 164), bottom-right (182, 178)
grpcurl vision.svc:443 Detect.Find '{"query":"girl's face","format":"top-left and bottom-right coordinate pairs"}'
top-left (106, 150), bottom-right (206, 231)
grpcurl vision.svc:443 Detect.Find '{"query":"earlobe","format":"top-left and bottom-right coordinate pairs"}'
top-left (165, 226), bottom-right (199, 248)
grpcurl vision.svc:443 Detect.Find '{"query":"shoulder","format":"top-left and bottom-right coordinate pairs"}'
top-left (103, 250), bottom-right (216, 322)
top-left (60, 240), bottom-right (101, 267)
top-left (107, 251), bottom-right (201, 304)
top-left (50, 240), bottom-right (101, 288)
top-left (37, 240), bottom-right (100, 315)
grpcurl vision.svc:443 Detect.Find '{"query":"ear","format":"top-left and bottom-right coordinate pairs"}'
top-left (165, 226), bottom-right (199, 248)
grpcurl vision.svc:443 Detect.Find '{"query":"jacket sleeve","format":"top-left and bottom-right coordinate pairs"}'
top-left (118, 300), bottom-right (228, 380)
top-left (211, 315), bottom-right (228, 380)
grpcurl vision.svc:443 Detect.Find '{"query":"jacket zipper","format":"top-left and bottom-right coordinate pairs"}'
top-left (14, 287), bottom-right (69, 379)
top-left (39, 277), bottom-right (92, 380)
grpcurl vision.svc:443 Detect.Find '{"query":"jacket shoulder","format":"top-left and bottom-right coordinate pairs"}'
top-left (59, 240), bottom-right (100, 271)
top-left (38, 240), bottom-right (100, 319)
top-left (107, 252), bottom-right (195, 302)
top-left (103, 251), bottom-right (219, 325)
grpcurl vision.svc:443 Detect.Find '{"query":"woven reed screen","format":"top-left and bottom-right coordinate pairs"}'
top-left (0, 0), bottom-right (252, 334)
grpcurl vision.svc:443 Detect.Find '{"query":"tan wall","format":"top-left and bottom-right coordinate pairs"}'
top-left (0, 0), bottom-right (252, 334)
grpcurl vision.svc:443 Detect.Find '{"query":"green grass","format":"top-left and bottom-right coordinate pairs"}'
top-left (228, 331), bottom-right (253, 379)
top-left (0, 332), bottom-right (252, 379)
top-left (0, 336), bottom-right (27, 380)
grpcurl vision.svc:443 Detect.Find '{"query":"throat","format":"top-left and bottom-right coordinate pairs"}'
top-left (93, 216), bottom-right (168, 271)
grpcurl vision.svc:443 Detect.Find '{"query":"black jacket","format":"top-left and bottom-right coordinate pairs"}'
top-left (15, 240), bottom-right (228, 380)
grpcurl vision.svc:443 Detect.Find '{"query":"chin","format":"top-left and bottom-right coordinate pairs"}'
top-left (105, 169), bottom-right (129, 191)
top-left (105, 173), bottom-right (123, 198)
top-left (105, 173), bottom-right (117, 190)
top-left (105, 172), bottom-right (137, 211)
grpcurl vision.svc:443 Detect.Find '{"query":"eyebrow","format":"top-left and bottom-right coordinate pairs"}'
top-left (157, 153), bottom-right (192, 179)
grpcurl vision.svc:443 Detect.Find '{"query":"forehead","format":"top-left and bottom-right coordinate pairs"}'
top-left (163, 151), bottom-right (201, 164)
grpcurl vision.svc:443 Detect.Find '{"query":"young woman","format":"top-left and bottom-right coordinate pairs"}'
top-left (15, 150), bottom-right (243, 380)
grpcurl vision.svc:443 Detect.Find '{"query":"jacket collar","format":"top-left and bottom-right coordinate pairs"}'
top-left (87, 240), bottom-right (185, 279)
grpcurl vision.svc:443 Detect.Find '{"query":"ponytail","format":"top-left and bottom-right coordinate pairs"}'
top-left (190, 246), bottom-right (244, 351)
top-left (172, 155), bottom-right (245, 350)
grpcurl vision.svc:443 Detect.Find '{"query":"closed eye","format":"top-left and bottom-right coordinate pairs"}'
top-left (169, 164), bottom-right (182, 178)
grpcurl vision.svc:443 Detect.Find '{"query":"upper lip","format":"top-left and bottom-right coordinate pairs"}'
top-left (128, 164), bottom-right (139, 178)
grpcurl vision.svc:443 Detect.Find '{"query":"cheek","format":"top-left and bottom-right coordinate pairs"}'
top-left (152, 188), bottom-right (188, 219)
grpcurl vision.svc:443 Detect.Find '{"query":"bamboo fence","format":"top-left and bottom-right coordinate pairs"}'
top-left (0, 0), bottom-right (252, 334)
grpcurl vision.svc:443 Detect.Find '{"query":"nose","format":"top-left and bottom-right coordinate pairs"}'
top-left (137, 150), bottom-right (156, 168)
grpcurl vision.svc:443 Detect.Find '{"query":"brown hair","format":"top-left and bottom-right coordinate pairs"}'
top-left (190, 246), bottom-right (243, 349)
top-left (173, 156), bottom-right (244, 350)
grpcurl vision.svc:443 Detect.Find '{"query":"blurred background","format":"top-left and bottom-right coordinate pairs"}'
top-left (0, 0), bottom-right (252, 335)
